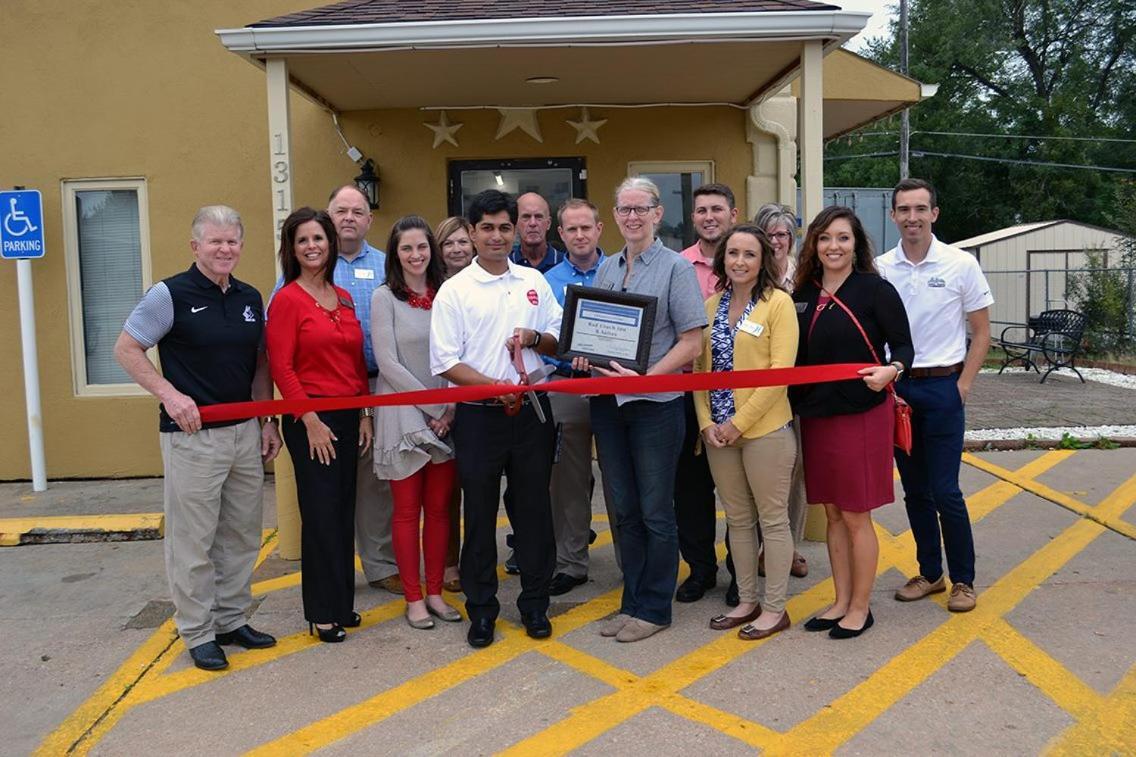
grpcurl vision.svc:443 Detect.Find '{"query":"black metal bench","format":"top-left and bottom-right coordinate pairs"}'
top-left (996, 309), bottom-right (1088, 383)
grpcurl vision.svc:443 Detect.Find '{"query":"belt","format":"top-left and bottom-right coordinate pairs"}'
top-left (908, 362), bottom-right (964, 379)
top-left (367, 370), bottom-right (379, 379)
top-left (462, 391), bottom-right (548, 408)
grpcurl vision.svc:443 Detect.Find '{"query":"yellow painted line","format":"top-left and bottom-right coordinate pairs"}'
top-left (503, 454), bottom-right (1083, 755)
top-left (659, 694), bottom-right (782, 749)
top-left (0, 513), bottom-right (164, 546)
top-left (1046, 662), bottom-right (1136, 756)
top-left (247, 590), bottom-right (622, 755)
top-left (538, 641), bottom-right (637, 690)
top-left (765, 471), bottom-right (1136, 755)
top-left (981, 618), bottom-right (1104, 719)
top-left (964, 452), bottom-right (1136, 540)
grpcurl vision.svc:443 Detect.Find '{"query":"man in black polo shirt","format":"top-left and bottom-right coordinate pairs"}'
top-left (114, 205), bottom-right (282, 671)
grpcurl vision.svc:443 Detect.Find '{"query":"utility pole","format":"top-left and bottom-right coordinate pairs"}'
top-left (899, 0), bottom-right (910, 179)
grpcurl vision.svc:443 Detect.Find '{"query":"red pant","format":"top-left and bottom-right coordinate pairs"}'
top-left (389, 460), bottom-right (457, 601)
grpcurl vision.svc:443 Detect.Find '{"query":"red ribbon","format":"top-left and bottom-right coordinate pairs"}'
top-left (198, 363), bottom-right (872, 423)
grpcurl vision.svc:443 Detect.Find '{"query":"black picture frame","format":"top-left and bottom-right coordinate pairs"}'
top-left (557, 286), bottom-right (658, 375)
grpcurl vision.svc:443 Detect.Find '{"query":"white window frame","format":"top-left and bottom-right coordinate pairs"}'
top-left (61, 177), bottom-right (153, 397)
top-left (627, 160), bottom-right (716, 183)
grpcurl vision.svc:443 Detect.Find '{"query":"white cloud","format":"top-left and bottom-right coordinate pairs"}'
top-left (837, 0), bottom-right (896, 51)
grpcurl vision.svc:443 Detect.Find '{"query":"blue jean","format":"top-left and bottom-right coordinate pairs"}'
top-left (895, 374), bottom-right (976, 585)
top-left (590, 396), bottom-right (684, 625)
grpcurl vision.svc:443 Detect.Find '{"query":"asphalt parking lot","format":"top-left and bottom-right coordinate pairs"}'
top-left (3, 447), bottom-right (1135, 755)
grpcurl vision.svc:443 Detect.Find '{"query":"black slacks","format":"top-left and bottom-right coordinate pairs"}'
top-left (674, 392), bottom-right (736, 582)
top-left (283, 409), bottom-right (359, 625)
top-left (453, 397), bottom-right (556, 622)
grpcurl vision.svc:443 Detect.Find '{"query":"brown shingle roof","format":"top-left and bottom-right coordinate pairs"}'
top-left (251, 0), bottom-right (840, 27)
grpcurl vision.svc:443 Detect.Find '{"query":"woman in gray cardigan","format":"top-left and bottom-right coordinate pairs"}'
top-left (371, 216), bottom-right (460, 629)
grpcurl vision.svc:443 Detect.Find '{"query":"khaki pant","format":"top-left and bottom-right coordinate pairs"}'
top-left (160, 420), bottom-right (264, 649)
top-left (705, 426), bottom-right (797, 613)
top-left (357, 377), bottom-right (398, 582)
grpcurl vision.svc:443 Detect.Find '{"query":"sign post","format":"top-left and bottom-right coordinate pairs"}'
top-left (1, 189), bottom-right (48, 491)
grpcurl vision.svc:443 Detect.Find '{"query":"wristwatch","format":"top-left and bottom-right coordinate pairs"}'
top-left (260, 416), bottom-right (278, 426)
top-left (889, 361), bottom-right (905, 379)
top-left (530, 330), bottom-right (541, 349)
top-left (361, 407), bottom-right (374, 418)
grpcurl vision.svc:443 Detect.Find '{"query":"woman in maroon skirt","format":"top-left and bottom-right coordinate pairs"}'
top-left (790, 206), bottom-right (913, 639)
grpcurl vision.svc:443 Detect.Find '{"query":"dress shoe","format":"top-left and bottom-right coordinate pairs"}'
top-left (599, 613), bottom-right (633, 637)
top-left (948, 582), bottom-right (977, 612)
top-left (522, 612), bottom-right (552, 639)
top-left (709, 604), bottom-right (760, 630)
top-left (467, 617), bottom-right (495, 648)
top-left (548, 572), bottom-right (587, 596)
top-left (343, 612), bottom-right (362, 628)
top-left (589, 529), bottom-right (598, 545)
top-left (791, 552), bottom-right (809, 578)
top-left (189, 641), bottom-right (229, 671)
top-left (616, 618), bottom-right (669, 643)
top-left (738, 611), bottom-right (791, 641)
top-left (675, 573), bottom-right (715, 603)
top-left (426, 601), bottom-right (462, 623)
top-left (504, 550), bottom-right (520, 575)
top-left (803, 614), bottom-right (844, 632)
top-left (405, 611), bottom-right (435, 630)
top-left (894, 575), bottom-right (945, 602)
top-left (215, 624), bottom-right (276, 649)
top-left (829, 610), bottom-right (874, 639)
top-left (443, 577), bottom-right (463, 593)
top-left (724, 580), bottom-right (740, 607)
top-left (369, 575), bottom-right (404, 595)
top-left (309, 622), bottom-right (346, 643)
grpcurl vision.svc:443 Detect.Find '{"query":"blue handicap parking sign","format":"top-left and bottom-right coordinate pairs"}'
top-left (0, 189), bottom-right (46, 260)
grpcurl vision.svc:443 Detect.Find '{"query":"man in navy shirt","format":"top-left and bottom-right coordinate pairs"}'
top-left (115, 206), bottom-right (282, 671)
top-left (510, 192), bottom-right (565, 273)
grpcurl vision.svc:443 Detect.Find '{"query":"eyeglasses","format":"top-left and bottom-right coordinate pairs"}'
top-left (769, 231), bottom-right (793, 241)
top-left (614, 205), bottom-right (658, 217)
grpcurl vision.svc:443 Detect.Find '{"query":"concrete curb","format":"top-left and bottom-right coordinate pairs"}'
top-left (0, 513), bottom-right (164, 546)
top-left (963, 436), bottom-right (1136, 451)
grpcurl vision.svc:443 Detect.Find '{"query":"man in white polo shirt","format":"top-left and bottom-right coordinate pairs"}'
top-left (431, 189), bottom-right (563, 649)
top-left (877, 178), bottom-right (993, 613)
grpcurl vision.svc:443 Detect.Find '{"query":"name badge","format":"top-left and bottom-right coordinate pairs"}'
top-left (738, 320), bottom-right (764, 337)
top-left (928, 276), bottom-right (946, 288)
top-left (354, 268), bottom-right (375, 280)
top-left (795, 302), bottom-right (808, 313)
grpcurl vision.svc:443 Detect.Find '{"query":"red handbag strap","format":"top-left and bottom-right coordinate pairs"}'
top-left (821, 286), bottom-right (897, 397)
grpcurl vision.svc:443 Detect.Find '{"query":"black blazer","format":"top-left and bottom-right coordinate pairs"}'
top-left (790, 270), bottom-right (914, 418)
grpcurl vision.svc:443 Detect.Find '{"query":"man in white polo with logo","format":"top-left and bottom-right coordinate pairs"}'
top-left (877, 178), bottom-right (993, 613)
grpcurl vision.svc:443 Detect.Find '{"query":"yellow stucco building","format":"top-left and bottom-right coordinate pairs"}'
top-left (0, 0), bottom-right (925, 480)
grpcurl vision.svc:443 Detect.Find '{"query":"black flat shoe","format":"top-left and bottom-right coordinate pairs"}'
top-left (309, 622), bottom-right (346, 643)
top-left (675, 573), bottom-right (716, 603)
top-left (829, 610), bottom-right (874, 639)
top-left (467, 617), bottom-right (495, 648)
top-left (548, 572), bottom-right (587, 596)
top-left (189, 641), bottom-right (229, 671)
top-left (522, 612), bottom-right (552, 639)
top-left (803, 615), bottom-right (844, 632)
top-left (343, 612), bottom-right (362, 628)
top-left (215, 624), bottom-right (276, 649)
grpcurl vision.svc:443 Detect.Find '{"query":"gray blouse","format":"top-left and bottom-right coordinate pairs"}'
top-left (370, 285), bottom-right (453, 480)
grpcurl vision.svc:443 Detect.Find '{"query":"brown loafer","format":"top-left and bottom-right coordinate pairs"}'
top-left (738, 611), bottom-right (791, 641)
top-left (709, 605), bottom-right (761, 630)
top-left (443, 577), bottom-right (462, 594)
top-left (791, 553), bottom-right (809, 578)
top-left (369, 575), bottom-right (404, 595)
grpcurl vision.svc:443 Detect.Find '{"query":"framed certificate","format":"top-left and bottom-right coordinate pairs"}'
top-left (557, 286), bottom-right (657, 374)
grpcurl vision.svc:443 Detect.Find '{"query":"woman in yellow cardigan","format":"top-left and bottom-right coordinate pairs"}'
top-left (695, 223), bottom-right (799, 640)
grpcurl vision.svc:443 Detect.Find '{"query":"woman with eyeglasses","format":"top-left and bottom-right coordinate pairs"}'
top-left (753, 203), bottom-right (809, 580)
top-left (267, 207), bottom-right (373, 643)
top-left (572, 177), bottom-right (708, 643)
top-left (433, 216), bottom-right (475, 594)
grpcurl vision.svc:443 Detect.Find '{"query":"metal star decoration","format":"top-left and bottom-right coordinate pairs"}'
top-left (423, 111), bottom-right (463, 148)
top-left (566, 107), bottom-right (607, 144)
top-left (495, 108), bottom-right (543, 143)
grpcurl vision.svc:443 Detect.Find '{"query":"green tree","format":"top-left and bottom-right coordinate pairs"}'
top-left (827, 0), bottom-right (1136, 243)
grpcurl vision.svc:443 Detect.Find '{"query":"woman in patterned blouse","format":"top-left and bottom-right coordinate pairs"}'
top-left (694, 223), bottom-right (799, 640)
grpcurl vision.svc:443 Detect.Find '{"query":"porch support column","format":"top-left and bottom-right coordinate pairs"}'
top-left (745, 88), bottom-right (797, 217)
top-left (797, 40), bottom-right (824, 228)
top-left (266, 57), bottom-right (301, 560)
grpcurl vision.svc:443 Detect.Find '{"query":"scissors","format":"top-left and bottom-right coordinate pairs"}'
top-left (504, 345), bottom-right (554, 422)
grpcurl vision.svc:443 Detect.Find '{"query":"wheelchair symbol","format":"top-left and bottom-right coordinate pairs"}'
top-left (4, 197), bottom-right (39, 237)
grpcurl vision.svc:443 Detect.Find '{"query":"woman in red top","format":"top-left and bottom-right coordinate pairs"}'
top-left (267, 207), bottom-right (373, 643)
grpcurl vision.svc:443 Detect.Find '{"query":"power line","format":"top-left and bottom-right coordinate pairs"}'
top-left (843, 129), bottom-right (1136, 144)
top-left (824, 149), bottom-right (1136, 173)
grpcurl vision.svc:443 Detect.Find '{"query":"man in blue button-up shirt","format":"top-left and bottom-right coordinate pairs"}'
top-left (510, 192), bottom-right (565, 273)
top-left (542, 199), bottom-right (613, 596)
top-left (325, 185), bottom-right (401, 594)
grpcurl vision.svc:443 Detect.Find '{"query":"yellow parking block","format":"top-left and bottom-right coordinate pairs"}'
top-left (0, 513), bottom-right (164, 546)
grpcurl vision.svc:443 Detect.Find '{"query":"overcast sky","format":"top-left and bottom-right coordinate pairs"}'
top-left (838, 0), bottom-right (896, 51)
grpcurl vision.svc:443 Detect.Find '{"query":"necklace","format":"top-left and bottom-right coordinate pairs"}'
top-left (407, 288), bottom-right (435, 310)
